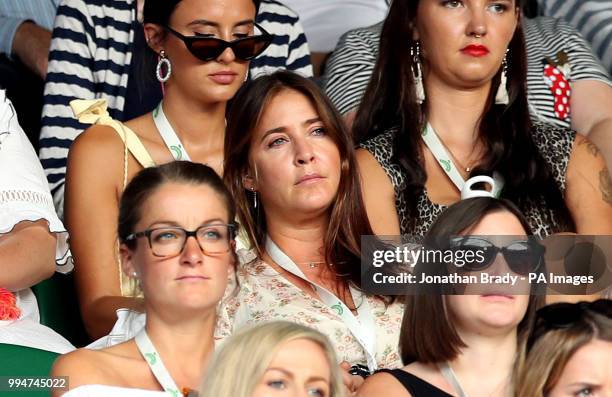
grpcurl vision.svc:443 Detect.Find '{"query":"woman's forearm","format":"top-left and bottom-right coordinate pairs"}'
top-left (0, 220), bottom-right (56, 291)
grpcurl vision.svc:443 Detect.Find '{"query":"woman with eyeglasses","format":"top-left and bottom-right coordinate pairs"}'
top-left (353, 0), bottom-right (612, 238)
top-left (52, 161), bottom-right (238, 396)
top-left (220, 71), bottom-right (404, 392)
top-left (63, 0), bottom-right (272, 340)
top-left (359, 197), bottom-right (544, 397)
top-left (517, 299), bottom-right (612, 397)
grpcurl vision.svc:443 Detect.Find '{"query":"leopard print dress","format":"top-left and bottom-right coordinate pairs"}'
top-left (359, 122), bottom-right (576, 238)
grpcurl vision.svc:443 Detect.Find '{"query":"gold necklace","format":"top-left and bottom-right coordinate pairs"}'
top-left (435, 136), bottom-right (478, 174)
top-left (295, 261), bottom-right (334, 269)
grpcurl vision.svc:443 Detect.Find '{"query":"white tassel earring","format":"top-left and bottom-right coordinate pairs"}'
top-left (156, 50), bottom-right (172, 83)
top-left (411, 41), bottom-right (425, 104)
top-left (495, 49), bottom-right (509, 105)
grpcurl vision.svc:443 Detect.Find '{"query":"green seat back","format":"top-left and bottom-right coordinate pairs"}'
top-left (0, 343), bottom-right (59, 397)
top-left (31, 273), bottom-right (89, 347)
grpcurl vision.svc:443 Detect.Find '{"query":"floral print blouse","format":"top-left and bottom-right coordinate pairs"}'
top-left (216, 259), bottom-right (404, 369)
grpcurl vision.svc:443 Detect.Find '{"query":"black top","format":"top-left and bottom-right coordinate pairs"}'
top-left (377, 369), bottom-right (454, 397)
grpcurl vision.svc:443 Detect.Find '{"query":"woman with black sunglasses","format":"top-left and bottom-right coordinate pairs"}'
top-left (517, 299), bottom-right (612, 397)
top-left (52, 162), bottom-right (239, 397)
top-left (359, 197), bottom-right (545, 397)
top-left (63, 0), bottom-right (272, 341)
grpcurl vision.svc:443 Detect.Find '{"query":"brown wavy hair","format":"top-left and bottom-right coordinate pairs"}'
top-left (224, 71), bottom-right (374, 288)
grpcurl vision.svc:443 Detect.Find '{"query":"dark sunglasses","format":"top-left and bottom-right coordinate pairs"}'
top-left (449, 236), bottom-right (544, 276)
top-left (165, 23), bottom-right (273, 62)
top-left (528, 299), bottom-right (612, 349)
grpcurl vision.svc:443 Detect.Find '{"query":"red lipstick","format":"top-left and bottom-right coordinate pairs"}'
top-left (461, 44), bottom-right (490, 57)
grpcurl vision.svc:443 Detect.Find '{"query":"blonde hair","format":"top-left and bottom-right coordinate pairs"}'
top-left (200, 322), bottom-right (345, 397)
top-left (516, 310), bottom-right (612, 396)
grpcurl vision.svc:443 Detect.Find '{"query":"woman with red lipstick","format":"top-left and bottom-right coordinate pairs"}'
top-left (63, 0), bottom-right (272, 340)
top-left (353, 0), bottom-right (612, 238)
top-left (359, 197), bottom-right (544, 397)
top-left (52, 162), bottom-right (238, 396)
top-left (220, 71), bottom-right (404, 384)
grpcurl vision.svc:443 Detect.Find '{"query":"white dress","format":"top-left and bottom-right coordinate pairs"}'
top-left (0, 90), bottom-right (74, 353)
top-left (62, 385), bottom-right (168, 396)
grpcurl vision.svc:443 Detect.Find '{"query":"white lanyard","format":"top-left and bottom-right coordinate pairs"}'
top-left (135, 329), bottom-right (183, 397)
top-left (422, 123), bottom-right (466, 191)
top-left (439, 362), bottom-right (468, 397)
top-left (153, 101), bottom-right (192, 161)
top-left (265, 237), bottom-right (379, 372)
top-left (421, 123), bottom-right (504, 198)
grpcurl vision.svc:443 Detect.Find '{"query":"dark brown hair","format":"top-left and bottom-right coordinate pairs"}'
top-left (224, 71), bottom-right (374, 288)
top-left (118, 161), bottom-right (236, 250)
top-left (400, 198), bottom-right (544, 366)
top-left (352, 0), bottom-right (574, 233)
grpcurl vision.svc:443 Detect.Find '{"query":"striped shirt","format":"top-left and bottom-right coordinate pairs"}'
top-left (324, 17), bottom-right (611, 125)
top-left (39, 0), bottom-right (312, 212)
top-left (537, 0), bottom-right (612, 74)
top-left (0, 0), bottom-right (60, 58)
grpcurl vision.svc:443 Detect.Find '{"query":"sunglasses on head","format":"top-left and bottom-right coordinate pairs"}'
top-left (448, 236), bottom-right (544, 276)
top-left (528, 299), bottom-right (612, 349)
top-left (165, 23), bottom-right (273, 62)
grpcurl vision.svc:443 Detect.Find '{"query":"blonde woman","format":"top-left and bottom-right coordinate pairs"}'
top-left (201, 322), bottom-right (345, 397)
top-left (517, 300), bottom-right (612, 397)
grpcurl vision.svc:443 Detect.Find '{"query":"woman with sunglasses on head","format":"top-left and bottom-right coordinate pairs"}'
top-left (63, 0), bottom-right (272, 340)
top-left (353, 0), bottom-right (612, 239)
top-left (52, 161), bottom-right (238, 396)
top-left (517, 299), bottom-right (612, 397)
top-left (359, 197), bottom-right (544, 397)
top-left (220, 71), bottom-right (404, 388)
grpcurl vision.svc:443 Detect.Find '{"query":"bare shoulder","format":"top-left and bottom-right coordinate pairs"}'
top-left (356, 148), bottom-right (393, 188)
top-left (51, 348), bottom-right (107, 390)
top-left (51, 342), bottom-right (138, 393)
top-left (356, 147), bottom-right (382, 171)
top-left (69, 124), bottom-right (127, 166)
top-left (358, 370), bottom-right (411, 397)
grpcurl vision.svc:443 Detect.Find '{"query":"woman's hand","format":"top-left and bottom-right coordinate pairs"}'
top-left (340, 361), bottom-right (366, 395)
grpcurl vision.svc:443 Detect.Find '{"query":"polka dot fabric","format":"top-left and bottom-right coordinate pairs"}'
top-left (543, 64), bottom-right (571, 120)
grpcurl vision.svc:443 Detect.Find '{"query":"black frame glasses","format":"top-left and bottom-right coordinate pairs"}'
top-left (125, 223), bottom-right (237, 257)
top-left (449, 236), bottom-right (544, 275)
top-left (165, 23), bottom-right (273, 62)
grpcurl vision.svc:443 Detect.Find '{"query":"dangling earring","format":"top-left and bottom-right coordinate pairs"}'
top-left (250, 187), bottom-right (257, 209)
top-left (495, 49), bottom-right (509, 105)
top-left (244, 71), bottom-right (249, 83)
top-left (411, 41), bottom-right (425, 104)
top-left (156, 50), bottom-right (172, 83)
